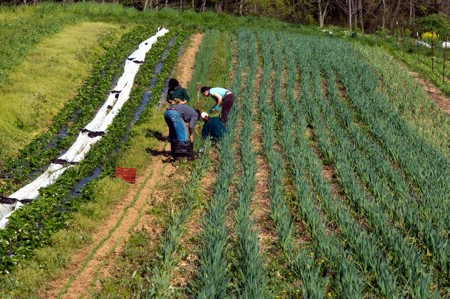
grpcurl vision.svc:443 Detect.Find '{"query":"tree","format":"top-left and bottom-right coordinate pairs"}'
top-left (317, 0), bottom-right (331, 27)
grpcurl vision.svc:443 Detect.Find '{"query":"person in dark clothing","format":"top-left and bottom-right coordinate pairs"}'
top-left (167, 78), bottom-right (190, 104)
top-left (200, 112), bottom-right (226, 141)
top-left (200, 86), bottom-right (234, 123)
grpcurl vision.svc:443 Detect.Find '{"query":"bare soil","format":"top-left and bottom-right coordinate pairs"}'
top-left (38, 33), bottom-right (204, 299)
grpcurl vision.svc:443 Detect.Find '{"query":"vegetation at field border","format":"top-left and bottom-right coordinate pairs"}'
top-left (0, 27), bottom-right (187, 275)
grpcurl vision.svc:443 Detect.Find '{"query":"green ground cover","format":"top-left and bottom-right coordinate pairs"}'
top-left (0, 21), bottom-right (124, 163)
top-left (2, 3), bottom-right (450, 298)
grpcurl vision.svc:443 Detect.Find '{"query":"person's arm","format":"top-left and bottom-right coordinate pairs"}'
top-left (166, 89), bottom-right (171, 103)
top-left (211, 92), bottom-right (222, 106)
top-left (188, 127), bottom-right (194, 141)
top-left (209, 92), bottom-right (222, 112)
top-left (188, 113), bottom-right (198, 142)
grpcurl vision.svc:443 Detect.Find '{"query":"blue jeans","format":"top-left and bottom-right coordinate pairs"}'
top-left (164, 109), bottom-right (188, 143)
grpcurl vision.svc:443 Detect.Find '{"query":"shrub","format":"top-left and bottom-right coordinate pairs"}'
top-left (415, 13), bottom-right (450, 38)
top-left (421, 31), bottom-right (438, 41)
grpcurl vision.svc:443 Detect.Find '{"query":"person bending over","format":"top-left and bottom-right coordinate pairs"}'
top-left (165, 101), bottom-right (198, 143)
top-left (200, 86), bottom-right (234, 123)
top-left (199, 111), bottom-right (225, 142)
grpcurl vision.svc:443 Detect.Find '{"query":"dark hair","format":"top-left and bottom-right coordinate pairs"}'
top-left (168, 78), bottom-right (179, 89)
top-left (200, 86), bottom-right (210, 93)
top-left (195, 109), bottom-right (201, 120)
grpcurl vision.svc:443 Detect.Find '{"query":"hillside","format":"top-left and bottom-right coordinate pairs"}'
top-left (1, 3), bottom-right (450, 298)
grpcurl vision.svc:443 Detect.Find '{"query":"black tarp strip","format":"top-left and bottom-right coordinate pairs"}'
top-left (81, 129), bottom-right (106, 138)
top-left (1, 196), bottom-right (35, 205)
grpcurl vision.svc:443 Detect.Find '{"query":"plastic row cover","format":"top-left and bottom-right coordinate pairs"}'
top-left (0, 27), bottom-right (169, 229)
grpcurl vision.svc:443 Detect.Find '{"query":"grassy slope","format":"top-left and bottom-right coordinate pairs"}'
top-left (0, 22), bottom-right (123, 159)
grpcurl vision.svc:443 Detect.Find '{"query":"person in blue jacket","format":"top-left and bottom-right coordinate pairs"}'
top-left (200, 86), bottom-right (234, 123)
top-left (200, 112), bottom-right (226, 142)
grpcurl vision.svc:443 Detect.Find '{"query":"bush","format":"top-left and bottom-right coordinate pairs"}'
top-left (421, 31), bottom-right (439, 41)
top-left (415, 13), bottom-right (450, 39)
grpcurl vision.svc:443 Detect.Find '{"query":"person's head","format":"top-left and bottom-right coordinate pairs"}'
top-left (168, 78), bottom-right (179, 89)
top-left (200, 86), bottom-right (210, 96)
top-left (200, 111), bottom-right (209, 122)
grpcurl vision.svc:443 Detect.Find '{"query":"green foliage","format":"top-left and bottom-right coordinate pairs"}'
top-left (414, 13), bottom-right (450, 38)
top-left (0, 27), bottom-right (178, 275)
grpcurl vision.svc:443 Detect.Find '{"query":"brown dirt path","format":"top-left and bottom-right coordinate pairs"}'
top-left (38, 32), bottom-right (204, 299)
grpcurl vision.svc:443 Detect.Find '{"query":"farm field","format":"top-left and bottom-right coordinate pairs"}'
top-left (1, 3), bottom-right (450, 298)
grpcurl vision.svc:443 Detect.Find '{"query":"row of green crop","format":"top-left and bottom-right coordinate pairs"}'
top-left (353, 44), bottom-right (450, 156)
top-left (330, 39), bottom-right (450, 231)
top-left (298, 36), bottom-right (438, 296)
top-left (0, 28), bottom-right (186, 274)
top-left (192, 28), bottom-right (248, 298)
top-left (135, 28), bottom-right (228, 298)
top-left (0, 27), bottom-right (151, 193)
top-left (231, 29), bottom-right (267, 298)
top-left (353, 44), bottom-right (450, 285)
top-left (256, 29), bottom-right (329, 297)
top-left (295, 37), bottom-right (407, 297)
top-left (342, 41), bottom-right (450, 232)
top-left (276, 33), bottom-right (369, 297)
top-left (321, 59), bottom-right (450, 286)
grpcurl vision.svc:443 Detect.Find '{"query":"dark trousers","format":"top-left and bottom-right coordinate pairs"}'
top-left (220, 94), bottom-right (234, 123)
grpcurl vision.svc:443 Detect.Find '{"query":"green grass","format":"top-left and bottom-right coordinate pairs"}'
top-left (0, 21), bottom-right (125, 160)
top-left (0, 177), bottom-right (130, 298)
top-left (116, 106), bottom-right (167, 171)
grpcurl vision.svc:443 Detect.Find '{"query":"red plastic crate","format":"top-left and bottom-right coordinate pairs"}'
top-left (115, 166), bottom-right (136, 184)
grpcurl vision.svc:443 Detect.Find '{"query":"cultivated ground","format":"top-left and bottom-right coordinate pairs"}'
top-left (39, 33), bottom-right (204, 299)
top-left (35, 32), bottom-right (450, 298)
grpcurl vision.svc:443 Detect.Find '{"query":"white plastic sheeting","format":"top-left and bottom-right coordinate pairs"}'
top-left (0, 27), bottom-right (169, 229)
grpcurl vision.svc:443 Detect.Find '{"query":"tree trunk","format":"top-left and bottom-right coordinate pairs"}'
top-left (143, 0), bottom-right (151, 11)
top-left (215, 0), bottom-right (224, 13)
top-left (238, 0), bottom-right (246, 16)
top-left (409, 0), bottom-right (413, 24)
top-left (201, 0), bottom-right (206, 11)
top-left (389, 0), bottom-right (401, 31)
top-left (318, 0), bottom-right (324, 27)
top-left (318, 0), bottom-right (330, 28)
top-left (359, 0), bottom-right (364, 33)
top-left (382, 0), bottom-right (386, 29)
top-left (348, 0), bottom-right (352, 30)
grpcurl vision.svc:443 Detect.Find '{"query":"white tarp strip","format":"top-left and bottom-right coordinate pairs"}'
top-left (59, 133), bottom-right (103, 163)
top-left (0, 27), bottom-right (169, 228)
